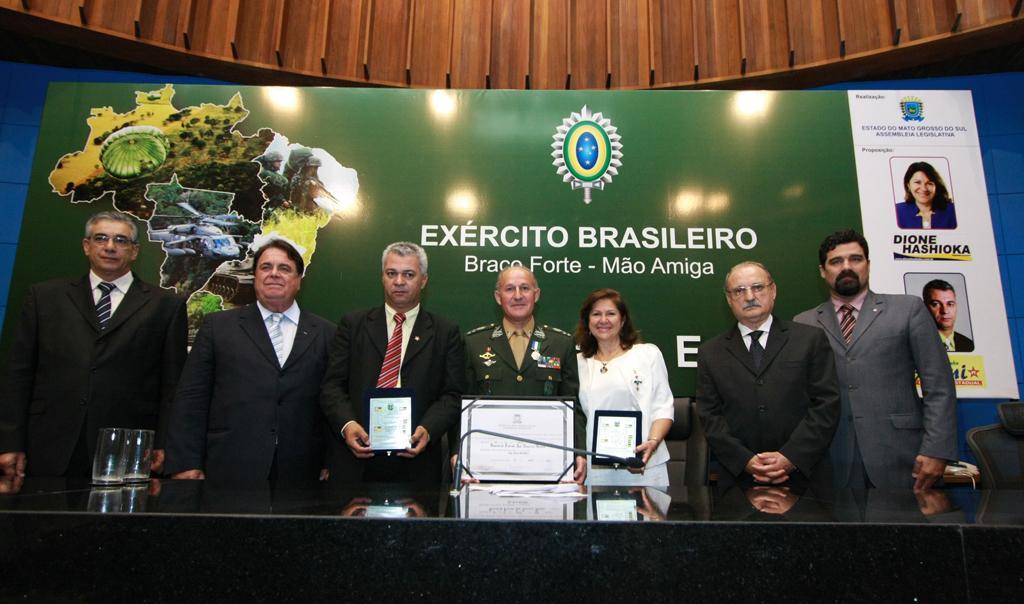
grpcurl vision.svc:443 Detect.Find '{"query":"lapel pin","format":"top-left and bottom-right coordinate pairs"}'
top-left (414, 336), bottom-right (420, 341)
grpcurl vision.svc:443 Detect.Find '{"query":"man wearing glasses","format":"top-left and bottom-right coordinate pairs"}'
top-left (696, 261), bottom-right (839, 487)
top-left (0, 211), bottom-right (187, 480)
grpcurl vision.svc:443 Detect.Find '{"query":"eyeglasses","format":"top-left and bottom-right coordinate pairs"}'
top-left (726, 282), bottom-right (772, 299)
top-left (88, 234), bottom-right (136, 247)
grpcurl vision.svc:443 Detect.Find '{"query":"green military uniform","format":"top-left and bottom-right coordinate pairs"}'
top-left (259, 168), bottom-right (289, 208)
top-left (460, 321), bottom-right (585, 452)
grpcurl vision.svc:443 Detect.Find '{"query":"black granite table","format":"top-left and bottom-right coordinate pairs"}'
top-left (1, 478), bottom-right (1021, 601)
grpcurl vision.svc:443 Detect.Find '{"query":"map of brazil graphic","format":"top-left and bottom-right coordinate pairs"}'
top-left (47, 85), bottom-right (359, 340)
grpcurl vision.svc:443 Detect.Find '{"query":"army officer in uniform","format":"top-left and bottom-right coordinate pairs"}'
top-left (456, 266), bottom-right (585, 483)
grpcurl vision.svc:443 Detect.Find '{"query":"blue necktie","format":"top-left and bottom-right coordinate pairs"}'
top-left (268, 313), bottom-right (286, 366)
top-left (96, 282), bottom-right (116, 330)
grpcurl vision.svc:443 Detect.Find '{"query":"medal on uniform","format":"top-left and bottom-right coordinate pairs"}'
top-left (480, 347), bottom-right (497, 367)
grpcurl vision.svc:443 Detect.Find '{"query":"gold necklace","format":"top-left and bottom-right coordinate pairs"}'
top-left (595, 348), bottom-right (623, 373)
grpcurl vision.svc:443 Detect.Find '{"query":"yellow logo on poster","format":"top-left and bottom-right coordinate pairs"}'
top-left (949, 355), bottom-right (986, 388)
top-left (914, 355), bottom-right (986, 389)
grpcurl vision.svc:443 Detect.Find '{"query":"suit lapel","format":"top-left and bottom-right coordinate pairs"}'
top-left (67, 275), bottom-right (101, 334)
top-left (239, 304), bottom-right (280, 368)
top-left (759, 319), bottom-right (789, 373)
top-left (723, 326), bottom-right (758, 376)
top-left (282, 310), bottom-right (318, 370)
top-left (365, 306), bottom-right (389, 358)
top-left (403, 310), bottom-right (434, 366)
top-left (848, 291), bottom-right (883, 350)
top-left (101, 276), bottom-right (152, 336)
top-left (814, 300), bottom-right (845, 348)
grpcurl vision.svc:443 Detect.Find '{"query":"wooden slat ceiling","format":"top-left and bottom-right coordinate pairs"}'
top-left (0, 0), bottom-right (1020, 89)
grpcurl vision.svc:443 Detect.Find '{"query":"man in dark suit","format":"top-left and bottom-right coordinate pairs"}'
top-left (164, 239), bottom-right (335, 482)
top-left (697, 261), bottom-right (840, 486)
top-left (795, 229), bottom-right (958, 490)
top-left (922, 279), bottom-right (975, 352)
top-left (0, 211), bottom-right (187, 479)
top-left (320, 241), bottom-right (465, 484)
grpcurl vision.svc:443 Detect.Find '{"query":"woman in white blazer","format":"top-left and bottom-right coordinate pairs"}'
top-left (576, 288), bottom-right (674, 487)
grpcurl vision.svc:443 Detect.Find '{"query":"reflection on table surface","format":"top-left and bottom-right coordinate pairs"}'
top-left (1, 477), bottom-right (1022, 525)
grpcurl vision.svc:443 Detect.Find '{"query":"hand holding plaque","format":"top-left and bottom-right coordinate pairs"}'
top-left (365, 388), bottom-right (415, 453)
top-left (592, 410), bottom-right (643, 467)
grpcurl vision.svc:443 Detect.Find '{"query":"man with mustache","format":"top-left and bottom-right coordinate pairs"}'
top-left (696, 261), bottom-right (839, 487)
top-left (795, 229), bottom-right (957, 490)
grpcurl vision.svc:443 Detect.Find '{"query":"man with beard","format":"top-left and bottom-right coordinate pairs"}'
top-left (794, 229), bottom-right (957, 490)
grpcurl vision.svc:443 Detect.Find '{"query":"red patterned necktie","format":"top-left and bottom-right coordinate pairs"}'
top-left (839, 304), bottom-right (856, 344)
top-left (376, 312), bottom-right (406, 387)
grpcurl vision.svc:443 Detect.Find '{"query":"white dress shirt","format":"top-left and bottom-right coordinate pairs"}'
top-left (89, 270), bottom-right (134, 316)
top-left (737, 315), bottom-right (773, 351)
top-left (257, 300), bottom-right (300, 364)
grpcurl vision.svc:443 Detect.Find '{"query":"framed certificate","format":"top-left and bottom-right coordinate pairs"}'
top-left (458, 396), bottom-right (576, 482)
top-left (365, 388), bottom-right (414, 452)
top-left (592, 409), bottom-right (642, 467)
top-left (456, 487), bottom-right (579, 520)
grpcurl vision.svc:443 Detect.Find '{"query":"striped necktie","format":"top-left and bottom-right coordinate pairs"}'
top-left (96, 282), bottom-right (116, 330)
top-left (268, 313), bottom-right (286, 366)
top-left (377, 312), bottom-right (406, 388)
top-left (839, 304), bottom-right (856, 344)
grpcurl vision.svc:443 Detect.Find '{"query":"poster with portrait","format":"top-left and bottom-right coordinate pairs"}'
top-left (849, 91), bottom-right (1015, 397)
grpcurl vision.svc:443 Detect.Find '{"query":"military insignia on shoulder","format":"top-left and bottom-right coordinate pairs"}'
top-left (544, 325), bottom-right (573, 338)
top-left (467, 323), bottom-right (495, 336)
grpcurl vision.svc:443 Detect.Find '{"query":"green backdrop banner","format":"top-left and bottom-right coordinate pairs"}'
top-left (3, 85), bottom-right (863, 396)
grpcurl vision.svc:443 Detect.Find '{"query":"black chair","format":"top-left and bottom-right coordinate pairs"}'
top-left (664, 397), bottom-right (709, 486)
top-left (966, 402), bottom-right (1024, 489)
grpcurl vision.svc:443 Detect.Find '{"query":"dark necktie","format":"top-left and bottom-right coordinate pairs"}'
top-left (749, 330), bottom-right (764, 371)
top-left (839, 304), bottom-right (856, 345)
top-left (376, 312), bottom-right (406, 388)
top-left (96, 282), bottom-right (116, 330)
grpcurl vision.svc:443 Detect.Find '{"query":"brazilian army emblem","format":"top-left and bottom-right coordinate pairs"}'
top-left (551, 105), bottom-right (623, 204)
